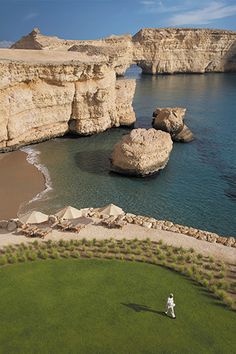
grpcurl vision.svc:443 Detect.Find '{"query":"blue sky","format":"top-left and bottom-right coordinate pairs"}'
top-left (1, 0), bottom-right (236, 46)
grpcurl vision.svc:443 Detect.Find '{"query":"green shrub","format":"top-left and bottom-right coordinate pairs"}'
top-left (158, 253), bottom-right (165, 261)
top-left (145, 238), bottom-right (151, 244)
top-left (113, 246), bottom-right (120, 254)
top-left (101, 246), bottom-right (109, 254)
top-left (71, 250), bottom-right (80, 258)
top-left (224, 296), bottom-right (234, 309)
top-left (62, 251), bottom-right (70, 258)
top-left (17, 255), bottom-right (27, 263)
top-left (189, 248), bottom-right (195, 254)
top-left (185, 255), bottom-right (192, 263)
top-left (178, 247), bottom-right (185, 254)
top-left (215, 280), bottom-right (230, 291)
top-left (85, 251), bottom-right (93, 258)
top-left (160, 243), bottom-right (168, 250)
top-left (0, 255), bottom-right (7, 266)
top-left (206, 272), bottom-right (214, 281)
top-left (32, 240), bottom-right (39, 247)
top-left (169, 255), bottom-right (177, 263)
top-left (215, 289), bottom-right (227, 301)
top-left (7, 255), bottom-right (17, 264)
top-left (185, 268), bottom-right (193, 278)
top-left (192, 272), bottom-right (202, 283)
top-left (37, 250), bottom-right (48, 260)
top-left (166, 250), bottom-right (174, 257)
top-left (146, 251), bottom-right (153, 258)
top-left (177, 255), bottom-right (185, 263)
top-left (197, 253), bottom-right (203, 260)
top-left (204, 263), bottom-right (214, 270)
top-left (58, 239), bottom-right (66, 247)
top-left (50, 250), bottom-right (60, 259)
top-left (218, 271), bottom-right (225, 279)
top-left (27, 251), bottom-right (37, 261)
top-left (209, 256), bottom-right (214, 263)
top-left (201, 279), bottom-right (209, 288)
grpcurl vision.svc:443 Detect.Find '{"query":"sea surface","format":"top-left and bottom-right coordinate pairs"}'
top-left (21, 66), bottom-right (236, 237)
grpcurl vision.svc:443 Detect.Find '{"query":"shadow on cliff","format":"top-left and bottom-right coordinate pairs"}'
top-left (223, 39), bottom-right (236, 71)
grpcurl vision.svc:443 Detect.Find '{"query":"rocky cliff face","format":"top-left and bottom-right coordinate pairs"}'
top-left (11, 28), bottom-right (133, 76)
top-left (133, 28), bottom-right (236, 74)
top-left (0, 49), bottom-right (136, 151)
top-left (12, 27), bottom-right (236, 75)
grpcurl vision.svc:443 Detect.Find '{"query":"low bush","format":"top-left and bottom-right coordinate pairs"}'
top-left (37, 250), bottom-right (48, 260)
top-left (0, 255), bottom-right (7, 265)
top-left (27, 251), bottom-right (37, 261)
top-left (217, 271), bottom-right (225, 279)
top-left (7, 255), bottom-right (17, 264)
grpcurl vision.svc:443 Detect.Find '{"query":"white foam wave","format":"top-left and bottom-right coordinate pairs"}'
top-left (20, 146), bottom-right (53, 204)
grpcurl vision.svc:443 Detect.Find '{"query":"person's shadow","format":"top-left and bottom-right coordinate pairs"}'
top-left (121, 303), bottom-right (166, 317)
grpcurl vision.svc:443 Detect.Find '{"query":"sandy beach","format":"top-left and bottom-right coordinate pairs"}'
top-left (0, 151), bottom-right (45, 219)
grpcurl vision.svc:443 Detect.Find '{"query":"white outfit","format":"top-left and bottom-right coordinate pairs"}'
top-left (165, 296), bottom-right (176, 318)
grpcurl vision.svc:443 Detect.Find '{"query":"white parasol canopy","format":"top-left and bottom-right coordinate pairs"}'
top-left (55, 206), bottom-right (88, 220)
top-left (98, 203), bottom-right (124, 217)
top-left (19, 211), bottom-right (49, 224)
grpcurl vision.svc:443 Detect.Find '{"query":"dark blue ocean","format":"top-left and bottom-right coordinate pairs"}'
top-left (23, 66), bottom-right (236, 237)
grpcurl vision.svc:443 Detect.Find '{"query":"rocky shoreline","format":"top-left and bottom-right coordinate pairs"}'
top-left (1, 208), bottom-right (235, 249)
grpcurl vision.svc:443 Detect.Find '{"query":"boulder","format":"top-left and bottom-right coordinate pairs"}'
top-left (0, 220), bottom-right (8, 229)
top-left (110, 128), bottom-right (173, 177)
top-left (7, 220), bottom-right (17, 232)
top-left (152, 107), bottom-right (194, 142)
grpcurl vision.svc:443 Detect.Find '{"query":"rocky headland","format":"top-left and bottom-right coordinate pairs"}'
top-left (11, 27), bottom-right (236, 75)
top-left (133, 28), bottom-right (236, 74)
top-left (110, 128), bottom-right (173, 177)
top-left (11, 28), bottom-right (134, 76)
top-left (152, 107), bottom-right (194, 142)
top-left (0, 49), bottom-right (136, 152)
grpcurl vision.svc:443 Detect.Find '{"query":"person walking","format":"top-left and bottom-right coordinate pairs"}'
top-left (165, 293), bottom-right (176, 319)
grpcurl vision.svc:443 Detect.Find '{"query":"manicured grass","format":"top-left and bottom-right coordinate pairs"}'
top-left (0, 259), bottom-right (235, 354)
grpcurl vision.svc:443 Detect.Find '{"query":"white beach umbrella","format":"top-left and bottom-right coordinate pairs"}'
top-left (55, 206), bottom-right (85, 220)
top-left (19, 211), bottom-right (49, 224)
top-left (98, 203), bottom-right (124, 217)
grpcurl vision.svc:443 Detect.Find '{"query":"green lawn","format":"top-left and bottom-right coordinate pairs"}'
top-left (0, 259), bottom-right (235, 354)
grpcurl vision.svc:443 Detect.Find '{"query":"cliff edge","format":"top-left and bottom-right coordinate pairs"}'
top-left (0, 49), bottom-right (136, 152)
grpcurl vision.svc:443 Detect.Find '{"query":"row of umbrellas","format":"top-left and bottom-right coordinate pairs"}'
top-left (19, 204), bottom-right (124, 225)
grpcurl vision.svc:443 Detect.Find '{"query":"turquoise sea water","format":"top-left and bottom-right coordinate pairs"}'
top-left (24, 66), bottom-right (236, 237)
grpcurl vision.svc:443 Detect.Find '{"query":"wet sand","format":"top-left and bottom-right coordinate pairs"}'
top-left (0, 151), bottom-right (45, 219)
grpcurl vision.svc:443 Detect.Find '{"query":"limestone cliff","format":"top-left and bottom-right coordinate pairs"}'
top-left (133, 28), bottom-right (236, 74)
top-left (0, 49), bottom-right (136, 151)
top-left (12, 27), bottom-right (236, 75)
top-left (11, 28), bottom-right (133, 76)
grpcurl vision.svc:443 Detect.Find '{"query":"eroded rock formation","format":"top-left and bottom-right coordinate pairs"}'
top-left (0, 49), bottom-right (136, 151)
top-left (110, 128), bottom-right (173, 177)
top-left (152, 107), bottom-right (194, 142)
top-left (11, 28), bottom-right (133, 76)
top-left (133, 28), bottom-right (236, 74)
top-left (12, 27), bottom-right (236, 75)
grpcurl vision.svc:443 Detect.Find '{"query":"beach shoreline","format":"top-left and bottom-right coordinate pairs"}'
top-left (0, 150), bottom-right (46, 219)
